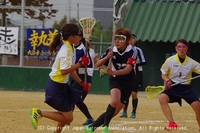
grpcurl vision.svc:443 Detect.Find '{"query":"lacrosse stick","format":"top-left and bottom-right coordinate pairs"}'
top-left (107, 0), bottom-right (128, 68)
top-left (79, 17), bottom-right (96, 84)
top-left (145, 75), bottom-right (200, 99)
top-left (99, 67), bottom-right (108, 77)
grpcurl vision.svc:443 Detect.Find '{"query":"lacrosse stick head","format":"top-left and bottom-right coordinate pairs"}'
top-left (113, 0), bottom-right (128, 22)
top-left (99, 68), bottom-right (107, 77)
top-left (79, 17), bottom-right (96, 41)
top-left (145, 86), bottom-right (165, 99)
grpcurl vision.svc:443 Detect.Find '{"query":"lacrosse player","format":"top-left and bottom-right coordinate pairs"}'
top-left (120, 34), bottom-right (147, 118)
top-left (159, 39), bottom-right (200, 132)
top-left (84, 28), bottom-right (137, 133)
top-left (30, 23), bottom-right (89, 133)
top-left (70, 32), bottom-right (97, 125)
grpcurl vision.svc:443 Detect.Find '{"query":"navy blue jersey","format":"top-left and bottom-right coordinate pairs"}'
top-left (100, 45), bottom-right (136, 80)
top-left (74, 42), bottom-right (96, 77)
top-left (74, 43), bottom-right (85, 64)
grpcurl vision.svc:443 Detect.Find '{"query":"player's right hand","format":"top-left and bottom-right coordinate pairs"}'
top-left (79, 55), bottom-right (89, 67)
top-left (106, 51), bottom-right (113, 60)
top-left (165, 79), bottom-right (172, 90)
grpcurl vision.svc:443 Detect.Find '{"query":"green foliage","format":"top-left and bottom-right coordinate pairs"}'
top-left (91, 20), bottom-right (112, 42)
top-left (52, 16), bottom-right (113, 42)
top-left (52, 15), bottom-right (78, 29)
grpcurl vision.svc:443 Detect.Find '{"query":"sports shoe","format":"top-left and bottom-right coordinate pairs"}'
top-left (82, 118), bottom-right (94, 125)
top-left (102, 126), bottom-right (109, 133)
top-left (119, 112), bottom-right (127, 118)
top-left (84, 125), bottom-right (93, 133)
top-left (130, 112), bottom-right (136, 118)
top-left (164, 122), bottom-right (178, 130)
top-left (30, 108), bottom-right (42, 129)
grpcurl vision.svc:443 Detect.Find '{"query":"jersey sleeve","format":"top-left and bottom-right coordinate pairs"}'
top-left (99, 47), bottom-right (111, 66)
top-left (160, 58), bottom-right (171, 75)
top-left (192, 59), bottom-right (200, 74)
top-left (89, 48), bottom-right (95, 59)
top-left (136, 47), bottom-right (147, 66)
top-left (60, 48), bottom-right (73, 70)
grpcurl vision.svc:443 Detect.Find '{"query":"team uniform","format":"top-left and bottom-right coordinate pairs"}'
top-left (70, 42), bottom-right (96, 91)
top-left (160, 53), bottom-right (200, 106)
top-left (99, 45), bottom-right (137, 104)
top-left (132, 46), bottom-right (147, 92)
top-left (70, 42), bottom-right (96, 125)
top-left (45, 40), bottom-right (82, 112)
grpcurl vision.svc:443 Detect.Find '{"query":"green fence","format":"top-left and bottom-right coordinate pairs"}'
top-left (1, 41), bottom-right (200, 96)
top-left (0, 67), bottom-right (109, 94)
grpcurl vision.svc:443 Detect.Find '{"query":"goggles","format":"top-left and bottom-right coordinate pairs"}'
top-left (114, 34), bottom-right (127, 43)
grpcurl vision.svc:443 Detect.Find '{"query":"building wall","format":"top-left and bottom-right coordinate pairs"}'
top-left (93, 0), bottom-right (133, 29)
top-left (93, 0), bottom-right (113, 29)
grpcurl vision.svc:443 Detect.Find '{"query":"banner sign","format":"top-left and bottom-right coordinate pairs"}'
top-left (26, 28), bottom-right (59, 56)
top-left (0, 27), bottom-right (19, 55)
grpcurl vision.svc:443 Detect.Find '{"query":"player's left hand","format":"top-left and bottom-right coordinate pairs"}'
top-left (81, 81), bottom-right (89, 92)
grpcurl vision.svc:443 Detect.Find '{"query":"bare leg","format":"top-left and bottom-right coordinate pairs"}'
top-left (190, 101), bottom-right (200, 130)
top-left (159, 93), bottom-right (174, 122)
top-left (41, 110), bottom-right (73, 133)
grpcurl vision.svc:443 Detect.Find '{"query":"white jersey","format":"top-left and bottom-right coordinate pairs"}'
top-left (160, 54), bottom-right (200, 85)
top-left (49, 41), bottom-right (75, 83)
top-left (132, 46), bottom-right (146, 71)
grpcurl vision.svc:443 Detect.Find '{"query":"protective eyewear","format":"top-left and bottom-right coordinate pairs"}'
top-left (176, 45), bottom-right (188, 50)
top-left (114, 35), bottom-right (127, 43)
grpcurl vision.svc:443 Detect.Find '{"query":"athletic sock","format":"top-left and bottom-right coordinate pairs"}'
top-left (132, 98), bottom-right (138, 113)
top-left (90, 112), bottom-right (105, 131)
top-left (76, 99), bottom-right (93, 119)
top-left (103, 104), bottom-right (116, 127)
top-left (123, 99), bottom-right (129, 113)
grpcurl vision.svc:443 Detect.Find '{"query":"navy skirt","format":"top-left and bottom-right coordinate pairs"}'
top-left (44, 78), bottom-right (83, 112)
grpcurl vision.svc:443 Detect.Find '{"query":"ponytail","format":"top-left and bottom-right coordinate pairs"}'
top-left (49, 33), bottom-right (62, 55)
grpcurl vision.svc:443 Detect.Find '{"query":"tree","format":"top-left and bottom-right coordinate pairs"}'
top-left (52, 15), bottom-right (113, 42)
top-left (52, 15), bottom-right (78, 29)
top-left (0, 0), bottom-right (58, 27)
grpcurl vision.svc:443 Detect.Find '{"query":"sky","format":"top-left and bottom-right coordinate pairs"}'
top-left (8, 0), bottom-right (93, 28)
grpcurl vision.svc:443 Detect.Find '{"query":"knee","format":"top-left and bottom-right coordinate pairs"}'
top-left (131, 92), bottom-right (137, 99)
top-left (110, 100), bottom-right (120, 107)
top-left (158, 94), bottom-right (169, 104)
top-left (65, 115), bottom-right (73, 123)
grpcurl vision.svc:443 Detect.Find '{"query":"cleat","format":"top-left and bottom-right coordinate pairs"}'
top-left (119, 112), bottom-right (127, 118)
top-left (30, 108), bottom-right (42, 130)
top-left (102, 126), bottom-right (109, 133)
top-left (82, 118), bottom-right (94, 125)
top-left (164, 122), bottom-right (178, 130)
top-left (84, 125), bottom-right (93, 133)
top-left (130, 112), bottom-right (136, 118)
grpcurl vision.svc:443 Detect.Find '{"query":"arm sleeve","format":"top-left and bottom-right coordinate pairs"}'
top-left (136, 47), bottom-right (147, 66)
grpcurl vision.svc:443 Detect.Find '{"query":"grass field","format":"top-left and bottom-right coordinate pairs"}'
top-left (0, 90), bottom-right (198, 133)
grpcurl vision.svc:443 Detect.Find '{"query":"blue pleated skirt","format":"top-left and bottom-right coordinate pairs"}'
top-left (44, 78), bottom-right (83, 112)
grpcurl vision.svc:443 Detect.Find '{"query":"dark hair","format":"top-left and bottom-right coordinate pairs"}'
top-left (132, 34), bottom-right (137, 39)
top-left (115, 28), bottom-right (132, 45)
top-left (175, 39), bottom-right (189, 47)
top-left (49, 23), bottom-right (80, 54)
